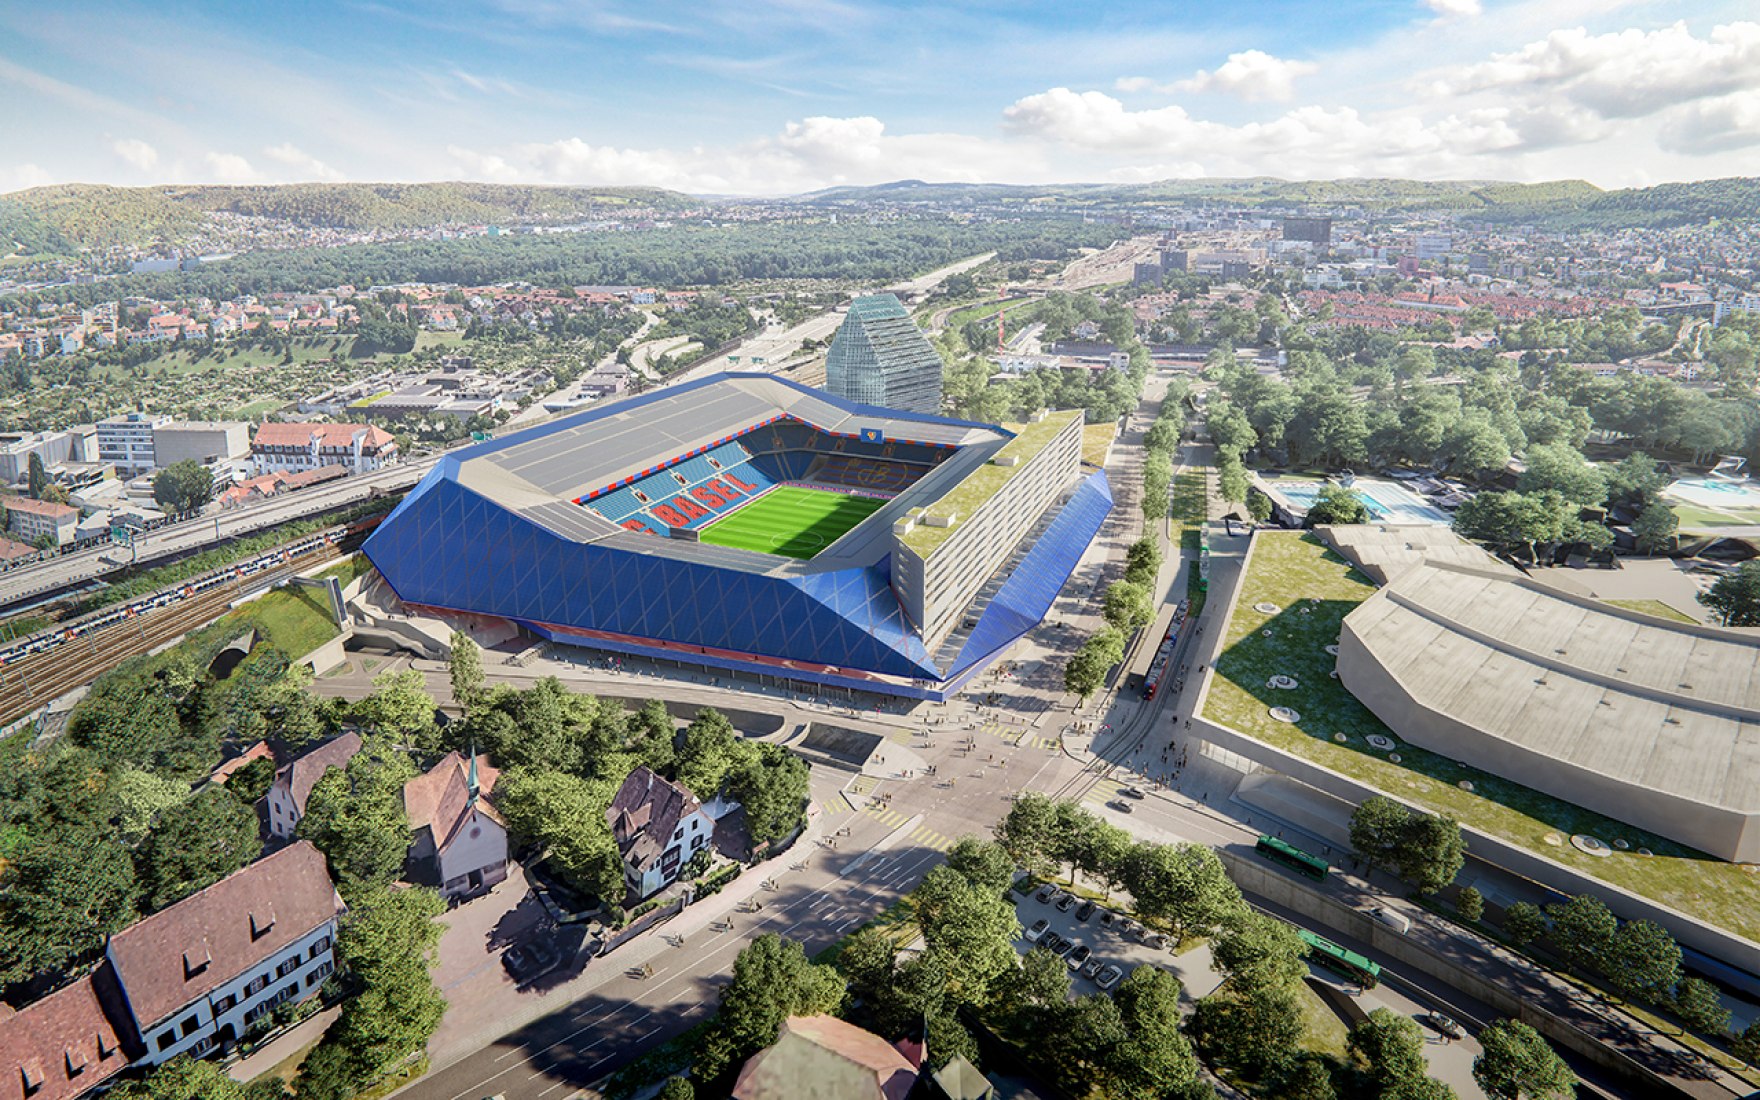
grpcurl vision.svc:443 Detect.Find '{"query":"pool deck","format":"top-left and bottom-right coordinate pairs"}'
top-left (1258, 475), bottom-right (1452, 526)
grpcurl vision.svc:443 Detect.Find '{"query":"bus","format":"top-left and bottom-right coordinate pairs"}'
top-left (1255, 835), bottom-right (1330, 882)
top-left (1298, 928), bottom-right (1382, 987)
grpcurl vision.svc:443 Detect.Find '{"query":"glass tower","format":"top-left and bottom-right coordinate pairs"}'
top-left (824, 293), bottom-right (944, 414)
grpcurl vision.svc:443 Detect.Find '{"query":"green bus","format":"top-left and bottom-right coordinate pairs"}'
top-left (1298, 928), bottom-right (1382, 987)
top-left (1255, 835), bottom-right (1330, 882)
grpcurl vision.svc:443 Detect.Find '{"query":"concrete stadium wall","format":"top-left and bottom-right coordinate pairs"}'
top-left (1337, 620), bottom-right (1756, 864)
top-left (1191, 530), bottom-right (1760, 980)
top-left (1219, 850), bottom-right (1701, 1098)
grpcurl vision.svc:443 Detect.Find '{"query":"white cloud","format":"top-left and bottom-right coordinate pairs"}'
top-left (202, 151), bottom-right (258, 183)
top-left (1424, 0), bottom-right (1483, 18)
top-left (110, 137), bottom-right (158, 172)
top-left (1174, 50), bottom-right (1318, 102)
top-left (263, 142), bottom-right (344, 181)
top-left (1661, 89), bottom-right (1760, 154)
top-left (0, 164), bottom-right (54, 194)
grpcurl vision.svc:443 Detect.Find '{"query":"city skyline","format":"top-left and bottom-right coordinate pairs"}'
top-left (2, 1), bottom-right (1760, 195)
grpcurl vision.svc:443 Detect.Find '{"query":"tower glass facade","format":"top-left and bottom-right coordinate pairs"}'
top-left (824, 294), bottom-right (944, 415)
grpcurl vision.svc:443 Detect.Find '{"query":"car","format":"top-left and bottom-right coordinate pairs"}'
top-left (501, 939), bottom-right (561, 986)
top-left (1423, 1013), bottom-right (1466, 1040)
top-left (1040, 933), bottom-right (1064, 954)
top-left (1026, 918), bottom-right (1050, 942)
top-left (1369, 906), bottom-right (1413, 934)
top-left (1094, 963), bottom-right (1124, 991)
top-left (1145, 932), bottom-right (1168, 950)
top-left (1051, 937), bottom-right (1077, 960)
top-left (1122, 786), bottom-right (1146, 799)
top-left (1120, 920), bottom-right (1143, 941)
top-left (1075, 900), bottom-right (1095, 922)
top-left (1108, 799), bottom-right (1134, 813)
top-left (1081, 955), bottom-right (1105, 978)
top-left (1035, 884), bottom-right (1055, 903)
top-left (1100, 910), bottom-right (1116, 927)
top-left (1056, 894), bottom-right (1077, 913)
top-left (1067, 944), bottom-right (1092, 971)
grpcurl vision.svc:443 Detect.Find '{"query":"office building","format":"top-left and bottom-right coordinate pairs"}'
top-left (97, 414), bottom-right (170, 476)
top-left (153, 422), bottom-right (249, 468)
top-left (824, 294), bottom-right (944, 416)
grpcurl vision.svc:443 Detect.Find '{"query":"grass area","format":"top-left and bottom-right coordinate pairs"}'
top-left (1671, 502), bottom-right (1760, 528)
top-left (1081, 422), bottom-right (1116, 467)
top-left (902, 410), bottom-right (1083, 557)
top-left (698, 485), bottom-right (884, 559)
top-left (318, 554), bottom-right (375, 587)
top-left (228, 584), bottom-right (342, 657)
top-left (1202, 531), bottom-right (1760, 943)
top-left (1604, 598), bottom-right (1698, 624)
top-left (1294, 981), bottom-right (1351, 1059)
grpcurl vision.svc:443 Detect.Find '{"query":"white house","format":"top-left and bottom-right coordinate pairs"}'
top-left (264, 733), bottom-right (362, 841)
top-left (607, 765), bottom-right (715, 900)
top-left (250, 423), bottom-right (398, 476)
top-left (404, 749), bottom-right (508, 903)
top-left (104, 842), bottom-right (344, 1066)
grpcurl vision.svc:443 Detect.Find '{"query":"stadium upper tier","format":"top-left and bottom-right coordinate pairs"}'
top-left (1339, 559), bottom-right (1760, 862)
top-left (363, 374), bottom-right (1111, 698)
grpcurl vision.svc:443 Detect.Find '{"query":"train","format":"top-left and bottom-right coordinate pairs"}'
top-left (1140, 599), bottom-right (1192, 701)
top-left (0, 515), bottom-right (378, 667)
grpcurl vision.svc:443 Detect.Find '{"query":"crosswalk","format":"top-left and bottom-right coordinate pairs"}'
top-left (816, 798), bottom-right (957, 851)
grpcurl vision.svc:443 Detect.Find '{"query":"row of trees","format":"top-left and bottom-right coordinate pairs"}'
top-left (1063, 535), bottom-right (1162, 701)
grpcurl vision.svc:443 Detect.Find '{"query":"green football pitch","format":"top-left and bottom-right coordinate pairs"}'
top-left (699, 485), bottom-right (885, 559)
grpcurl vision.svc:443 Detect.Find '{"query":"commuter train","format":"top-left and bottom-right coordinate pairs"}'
top-left (0, 516), bottom-right (377, 667)
top-left (1140, 600), bottom-right (1192, 701)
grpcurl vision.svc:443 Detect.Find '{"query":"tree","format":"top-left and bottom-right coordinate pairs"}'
top-left (1305, 485), bottom-right (1369, 526)
top-left (1350, 796), bottom-right (1411, 875)
top-left (1210, 909), bottom-right (1309, 991)
top-left (1065, 627), bottom-right (1124, 701)
top-left (225, 755), bottom-right (278, 803)
top-left (1673, 976), bottom-right (1732, 1037)
top-left (113, 766), bottom-right (191, 845)
top-left (355, 669), bottom-right (437, 747)
top-left (1386, 1079), bottom-right (1459, 1100)
top-left (298, 743), bottom-right (417, 899)
top-left (1349, 1008), bottom-right (1427, 1092)
top-left (1271, 1054), bottom-right (1338, 1100)
top-left (945, 836), bottom-right (1017, 895)
top-left (1517, 444), bottom-right (1606, 508)
top-left (1606, 918), bottom-right (1681, 1002)
top-left (995, 945), bottom-right (1071, 1026)
top-left (727, 742), bottom-right (809, 848)
top-left (27, 452), bottom-right (49, 499)
top-left (1044, 994), bottom-right (1129, 1081)
top-left (152, 460), bottom-right (217, 514)
top-left (1472, 1019), bottom-right (1578, 1100)
top-left (1396, 812), bottom-right (1466, 895)
top-left (1733, 1019), bottom-right (1760, 1066)
top-left (1700, 561), bottom-right (1760, 626)
top-left (492, 767), bottom-right (622, 902)
top-left (1604, 453), bottom-right (1667, 509)
top-left (1110, 965), bottom-right (1200, 1099)
top-left (1457, 886), bottom-right (1484, 923)
top-left (926, 1009), bottom-right (982, 1073)
top-left (1544, 895), bottom-right (1617, 973)
top-left (447, 631), bottom-right (485, 712)
top-left (675, 708), bottom-right (749, 800)
top-left (697, 935), bottom-right (845, 1080)
top-left (630, 698), bottom-right (677, 774)
top-left (1102, 580), bottom-right (1154, 633)
top-left (0, 825), bottom-right (139, 983)
top-left (1453, 490), bottom-right (1571, 560)
top-left (1122, 840), bottom-right (1241, 943)
top-left (138, 787), bottom-right (262, 909)
top-left (994, 792), bottom-right (1059, 878)
top-left (1189, 980), bottom-right (1302, 1077)
top-left (1503, 902), bottom-right (1547, 947)
top-left (1247, 488), bottom-right (1273, 524)
top-left (1632, 500), bottom-right (1679, 554)
top-left (112, 1056), bottom-right (285, 1099)
top-left (1124, 537), bottom-right (1162, 587)
top-left (1217, 457), bottom-right (1250, 506)
top-left (658, 1078), bottom-right (694, 1100)
top-left (913, 865), bottom-right (1021, 1006)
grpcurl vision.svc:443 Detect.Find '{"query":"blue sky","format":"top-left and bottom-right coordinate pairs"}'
top-left (3, 0), bottom-right (1759, 194)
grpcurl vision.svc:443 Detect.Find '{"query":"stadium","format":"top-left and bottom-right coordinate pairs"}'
top-left (363, 373), bottom-right (1111, 699)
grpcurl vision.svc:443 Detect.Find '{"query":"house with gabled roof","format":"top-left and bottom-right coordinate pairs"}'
top-left (732, 1015), bottom-right (920, 1100)
top-left (607, 765), bottom-right (714, 900)
top-left (103, 841), bottom-right (343, 1066)
top-left (404, 748), bottom-right (508, 902)
top-left (265, 732), bottom-right (362, 840)
top-left (0, 969), bottom-right (134, 1100)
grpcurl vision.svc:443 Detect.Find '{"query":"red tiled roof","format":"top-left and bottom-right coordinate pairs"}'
top-left (4, 497), bottom-right (79, 521)
top-left (251, 423), bottom-right (396, 451)
top-left (405, 751), bottom-right (504, 850)
top-left (106, 842), bottom-right (342, 1030)
top-left (0, 537), bottom-right (37, 561)
top-left (0, 972), bottom-right (131, 1100)
top-left (732, 1016), bottom-right (917, 1100)
top-left (273, 732), bottom-right (362, 817)
top-left (209, 741), bottom-right (274, 785)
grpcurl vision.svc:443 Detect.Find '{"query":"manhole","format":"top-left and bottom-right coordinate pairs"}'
top-left (1613, 838), bottom-right (1630, 851)
top-left (1388, 753), bottom-right (1402, 763)
top-left (1458, 780), bottom-right (1475, 793)
top-left (1638, 848), bottom-right (1654, 857)
top-left (1332, 732), bottom-right (1349, 743)
top-left (1367, 734), bottom-right (1395, 750)
top-left (1270, 706), bottom-right (1301, 723)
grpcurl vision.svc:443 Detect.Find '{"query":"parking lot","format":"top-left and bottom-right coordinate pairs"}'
top-left (1010, 883), bottom-right (1223, 1003)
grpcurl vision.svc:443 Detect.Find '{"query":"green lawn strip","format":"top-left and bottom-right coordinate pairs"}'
top-left (1201, 531), bottom-right (1760, 943)
top-left (230, 585), bottom-right (341, 657)
top-left (1671, 503), bottom-right (1753, 528)
top-left (317, 554), bottom-right (375, 587)
top-left (699, 486), bottom-right (882, 559)
top-left (812, 895), bottom-right (922, 967)
top-left (1603, 598), bottom-right (1698, 624)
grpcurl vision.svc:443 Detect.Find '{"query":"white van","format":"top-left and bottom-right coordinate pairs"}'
top-left (1368, 905), bottom-right (1412, 934)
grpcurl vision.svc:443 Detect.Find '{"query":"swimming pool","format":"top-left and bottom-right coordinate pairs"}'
top-left (1666, 477), bottom-right (1760, 512)
top-left (1271, 478), bottom-right (1452, 526)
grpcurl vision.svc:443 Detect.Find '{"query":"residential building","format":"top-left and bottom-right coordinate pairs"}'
top-left (731, 1015), bottom-right (919, 1100)
top-left (265, 732), bottom-right (362, 841)
top-left (824, 294), bottom-right (944, 416)
top-left (6, 497), bottom-right (80, 547)
top-left (251, 423), bottom-right (398, 476)
top-left (153, 422), bottom-right (250, 468)
top-left (403, 749), bottom-right (509, 902)
top-left (1283, 216), bottom-right (1333, 245)
top-left (104, 842), bottom-right (343, 1066)
top-left (217, 465), bottom-right (349, 510)
top-left (606, 765), bottom-right (714, 900)
top-left (96, 413), bottom-right (170, 475)
top-left (0, 970), bottom-right (133, 1100)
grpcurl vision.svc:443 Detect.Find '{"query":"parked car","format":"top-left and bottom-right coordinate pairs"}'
top-left (1081, 956), bottom-right (1105, 979)
top-left (1056, 894), bottom-right (1078, 913)
top-left (1145, 932), bottom-right (1168, 950)
top-left (1075, 900), bottom-right (1095, 922)
top-left (1120, 920), bottom-right (1143, 940)
top-left (1099, 910), bottom-right (1116, 927)
top-left (1041, 933), bottom-right (1064, 954)
top-left (1035, 884), bottom-right (1056, 903)
top-left (1067, 945), bottom-right (1092, 971)
top-left (1369, 906), bottom-right (1413, 934)
top-left (1095, 963), bottom-right (1124, 991)
top-left (1423, 1013), bottom-right (1466, 1040)
top-left (1051, 937), bottom-right (1077, 960)
top-left (501, 939), bottom-right (560, 986)
top-left (1026, 918), bottom-right (1050, 942)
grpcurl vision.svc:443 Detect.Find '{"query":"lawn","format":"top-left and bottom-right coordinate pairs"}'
top-left (227, 583), bottom-right (342, 658)
top-left (1603, 598), bottom-right (1698, 624)
top-left (699, 485), bottom-right (884, 559)
top-left (1081, 422), bottom-right (1116, 467)
top-left (1202, 531), bottom-right (1760, 943)
top-left (1671, 502), bottom-right (1760, 528)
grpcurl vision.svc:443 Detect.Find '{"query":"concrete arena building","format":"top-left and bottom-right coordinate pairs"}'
top-left (364, 373), bottom-right (1109, 699)
top-left (1339, 560), bottom-right (1760, 862)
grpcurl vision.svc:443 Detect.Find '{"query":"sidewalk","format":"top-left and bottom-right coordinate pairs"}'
top-left (227, 1006), bottom-right (341, 1083)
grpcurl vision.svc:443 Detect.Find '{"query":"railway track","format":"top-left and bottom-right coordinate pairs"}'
top-left (0, 542), bottom-right (341, 730)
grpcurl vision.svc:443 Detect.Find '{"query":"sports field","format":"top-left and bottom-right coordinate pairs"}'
top-left (699, 485), bottom-right (885, 559)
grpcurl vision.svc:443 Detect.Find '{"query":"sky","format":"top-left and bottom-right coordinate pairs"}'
top-left (2, 0), bottom-right (1759, 196)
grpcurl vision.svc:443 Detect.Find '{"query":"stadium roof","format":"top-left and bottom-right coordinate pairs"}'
top-left (1343, 561), bottom-right (1760, 819)
top-left (444, 372), bottom-right (1010, 574)
top-left (1318, 523), bottom-right (1511, 585)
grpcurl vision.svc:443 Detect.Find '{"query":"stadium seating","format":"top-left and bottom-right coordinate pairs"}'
top-left (808, 454), bottom-right (930, 495)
